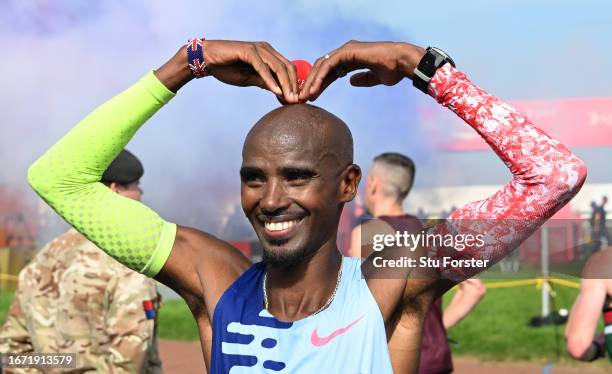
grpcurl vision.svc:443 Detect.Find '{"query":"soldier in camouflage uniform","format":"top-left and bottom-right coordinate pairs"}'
top-left (0, 150), bottom-right (162, 373)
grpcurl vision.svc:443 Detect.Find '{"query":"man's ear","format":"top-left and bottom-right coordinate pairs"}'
top-left (339, 164), bottom-right (362, 203)
top-left (108, 182), bottom-right (119, 193)
top-left (368, 175), bottom-right (378, 196)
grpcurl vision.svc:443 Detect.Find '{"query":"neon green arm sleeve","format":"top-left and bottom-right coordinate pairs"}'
top-left (28, 71), bottom-right (177, 277)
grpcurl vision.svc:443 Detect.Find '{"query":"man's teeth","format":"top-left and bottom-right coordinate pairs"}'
top-left (264, 220), bottom-right (299, 232)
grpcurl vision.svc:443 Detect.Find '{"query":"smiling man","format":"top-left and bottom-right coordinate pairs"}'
top-left (28, 39), bottom-right (586, 373)
top-left (241, 104), bottom-right (355, 268)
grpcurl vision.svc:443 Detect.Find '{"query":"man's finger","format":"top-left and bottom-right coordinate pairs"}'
top-left (299, 44), bottom-right (345, 101)
top-left (257, 45), bottom-right (295, 102)
top-left (264, 45), bottom-right (299, 96)
top-left (302, 51), bottom-right (349, 101)
top-left (349, 71), bottom-right (381, 87)
top-left (308, 73), bottom-right (339, 101)
top-left (247, 50), bottom-right (282, 96)
top-left (257, 47), bottom-right (293, 102)
top-left (307, 55), bottom-right (338, 99)
top-left (299, 55), bottom-right (327, 101)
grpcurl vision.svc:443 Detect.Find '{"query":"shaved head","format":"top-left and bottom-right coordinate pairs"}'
top-left (240, 104), bottom-right (361, 268)
top-left (370, 152), bottom-right (415, 202)
top-left (243, 104), bottom-right (353, 169)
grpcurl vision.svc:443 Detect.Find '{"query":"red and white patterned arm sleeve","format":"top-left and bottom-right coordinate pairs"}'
top-left (427, 64), bottom-right (587, 281)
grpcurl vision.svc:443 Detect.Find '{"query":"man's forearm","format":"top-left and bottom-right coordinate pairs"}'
top-left (155, 46), bottom-right (193, 93)
top-left (28, 52), bottom-right (184, 276)
top-left (442, 280), bottom-right (486, 329)
top-left (430, 64), bottom-right (587, 217)
top-left (426, 64), bottom-right (587, 281)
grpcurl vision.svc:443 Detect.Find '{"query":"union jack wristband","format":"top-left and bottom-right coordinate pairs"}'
top-left (186, 38), bottom-right (209, 78)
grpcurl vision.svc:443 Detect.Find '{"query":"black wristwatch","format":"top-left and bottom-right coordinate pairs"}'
top-left (413, 47), bottom-right (455, 93)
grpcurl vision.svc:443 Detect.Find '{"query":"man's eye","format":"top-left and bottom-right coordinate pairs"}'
top-left (241, 172), bottom-right (265, 185)
top-left (286, 172), bottom-right (316, 185)
top-left (287, 174), bottom-right (308, 181)
top-left (244, 177), bottom-right (264, 185)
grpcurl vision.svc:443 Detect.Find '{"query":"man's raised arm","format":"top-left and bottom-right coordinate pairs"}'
top-left (28, 65), bottom-right (179, 276)
top-left (28, 40), bottom-right (299, 299)
top-left (300, 40), bottom-right (587, 293)
top-left (424, 62), bottom-right (586, 285)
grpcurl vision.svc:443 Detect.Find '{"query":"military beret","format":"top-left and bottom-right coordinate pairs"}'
top-left (101, 149), bottom-right (144, 185)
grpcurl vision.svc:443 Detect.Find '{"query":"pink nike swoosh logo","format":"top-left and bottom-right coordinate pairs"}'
top-left (310, 315), bottom-right (365, 347)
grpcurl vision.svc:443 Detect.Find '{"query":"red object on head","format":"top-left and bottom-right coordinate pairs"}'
top-left (292, 60), bottom-right (312, 91)
top-left (277, 60), bottom-right (312, 105)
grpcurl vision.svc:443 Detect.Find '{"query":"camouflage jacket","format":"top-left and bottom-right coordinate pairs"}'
top-left (0, 230), bottom-right (162, 373)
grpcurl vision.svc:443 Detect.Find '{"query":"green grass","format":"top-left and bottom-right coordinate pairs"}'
top-left (156, 299), bottom-right (200, 341)
top-left (443, 283), bottom-right (590, 363)
top-left (0, 284), bottom-right (603, 363)
top-left (0, 291), bottom-right (12, 326)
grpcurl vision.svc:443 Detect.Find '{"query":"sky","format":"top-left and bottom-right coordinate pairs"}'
top-left (1, 0), bottom-right (611, 237)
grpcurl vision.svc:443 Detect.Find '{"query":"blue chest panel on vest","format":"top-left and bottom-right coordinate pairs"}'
top-left (210, 259), bottom-right (393, 374)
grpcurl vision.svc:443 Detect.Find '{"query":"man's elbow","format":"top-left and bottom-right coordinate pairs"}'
top-left (472, 281), bottom-right (487, 301)
top-left (566, 335), bottom-right (592, 361)
top-left (549, 156), bottom-right (587, 204)
top-left (27, 161), bottom-right (46, 196)
top-left (27, 156), bottom-right (66, 200)
top-left (566, 156), bottom-right (588, 192)
top-left (463, 279), bottom-right (487, 301)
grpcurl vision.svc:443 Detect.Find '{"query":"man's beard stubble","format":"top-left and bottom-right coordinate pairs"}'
top-left (262, 239), bottom-right (310, 269)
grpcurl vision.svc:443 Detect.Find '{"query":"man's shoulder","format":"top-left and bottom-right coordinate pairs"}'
top-left (69, 237), bottom-right (130, 272)
top-left (63, 243), bottom-right (155, 288)
top-left (377, 214), bottom-right (424, 230)
top-left (175, 226), bottom-right (252, 279)
top-left (29, 229), bottom-right (87, 265)
top-left (17, 230), bottom-right (90, 297)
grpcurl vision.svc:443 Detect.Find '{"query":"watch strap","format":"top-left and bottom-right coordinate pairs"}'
top-left (413, 47), bottom-right (454, 93)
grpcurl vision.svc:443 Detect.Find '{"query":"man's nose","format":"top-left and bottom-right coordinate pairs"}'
top-left (260, 179), bottom-right (290, 213)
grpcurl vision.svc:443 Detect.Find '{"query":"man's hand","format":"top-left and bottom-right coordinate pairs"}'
top-left (299, 41), bottom-right (426, 101)
top-left (204, 40), bottom-right (298, 103)
top-left (156, 40), bottom-right (299, 103)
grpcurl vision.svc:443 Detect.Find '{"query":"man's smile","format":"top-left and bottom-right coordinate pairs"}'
top-left (261, 217), bottom-right (305, 240)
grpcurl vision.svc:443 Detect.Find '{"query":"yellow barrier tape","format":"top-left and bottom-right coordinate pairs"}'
top-left (0, 273), bottom-right (19, 281)
top-left (483, 277), bottom-right (580, 289)
top-left (0, 274), bottom-right (584, 288)
top-left (484, 279), bottom-right (538, 289)
top-left (547, 278), bottom-right (580, 289)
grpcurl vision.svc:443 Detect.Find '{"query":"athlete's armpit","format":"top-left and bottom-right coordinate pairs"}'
top-left (385, 303), bottom-right (425, 374)
top-left (155, 226), bottom-right (252, 316)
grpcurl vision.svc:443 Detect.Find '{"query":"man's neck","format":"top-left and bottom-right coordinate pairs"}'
top-left (265, 239), bottom-right (342, 322)
top-left (372, 200), bottom-right (405, 218)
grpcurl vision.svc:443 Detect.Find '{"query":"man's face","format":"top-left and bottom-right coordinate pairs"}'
top-left (112, 180), bottom-right (142, 201)
top-left (241, 133), bottom-right (349, 268)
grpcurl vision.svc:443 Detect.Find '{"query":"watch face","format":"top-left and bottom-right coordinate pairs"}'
top-left (414, 46), bottom-right (455, 93)
top-left (429, 47), bottom-right (455, 67)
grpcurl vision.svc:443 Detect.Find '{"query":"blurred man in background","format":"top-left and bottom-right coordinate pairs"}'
top-left (565, 246), bottom-right (612, 363)
top-left (590, 196), bottom-right (610, 253)
top-left (349, 152), bottom-right (486, 373)
top-left (0, 150), bottom-right (162, 373)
